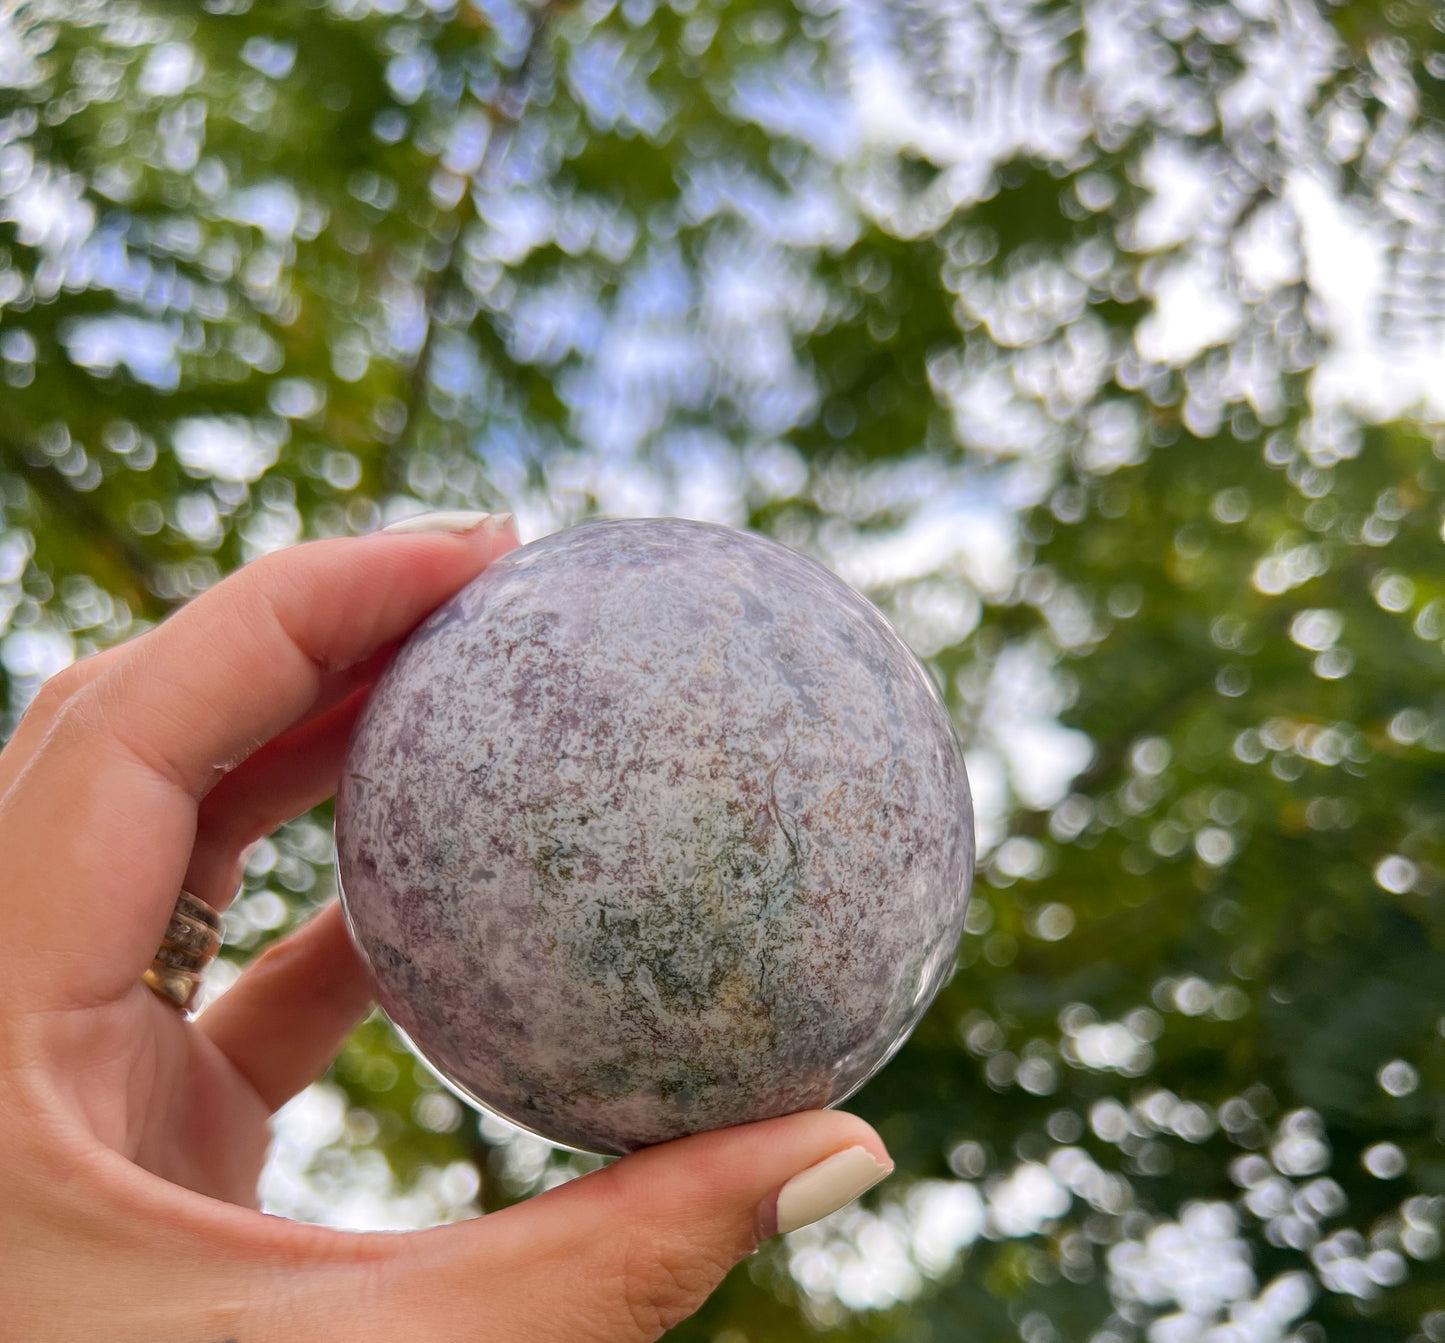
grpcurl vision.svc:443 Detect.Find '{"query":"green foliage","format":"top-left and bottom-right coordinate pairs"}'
top-left (2, 0), bottom-right (1443, 1339)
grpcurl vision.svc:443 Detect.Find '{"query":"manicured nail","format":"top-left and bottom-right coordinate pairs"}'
top-left (769, 1146), bottom-right (893, 1236)
top-left (381, 510), bottom-right (513, 535)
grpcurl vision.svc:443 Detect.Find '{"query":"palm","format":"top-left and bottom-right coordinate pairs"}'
top-left (66, 986), bottom-right (275, 1207)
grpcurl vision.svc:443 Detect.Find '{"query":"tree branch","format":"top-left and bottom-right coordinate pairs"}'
top-left (396, 0), bottom-right (570, 474)
top-left (0, 438), bottom-right (165, 612)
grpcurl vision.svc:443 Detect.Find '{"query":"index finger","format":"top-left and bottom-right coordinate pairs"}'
top-left (0, 514), bottom-right (516, 1009)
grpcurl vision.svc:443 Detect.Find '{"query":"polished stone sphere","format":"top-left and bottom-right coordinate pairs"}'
top-left (335, 518), bottom-right (973, 1154)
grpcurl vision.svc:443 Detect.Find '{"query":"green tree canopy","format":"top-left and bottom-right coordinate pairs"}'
top-left (1, 0), bottom-right (1442, 1338)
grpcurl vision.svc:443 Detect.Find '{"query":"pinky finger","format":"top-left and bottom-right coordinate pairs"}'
top-left (197, 901), bottom-right (373, 1113)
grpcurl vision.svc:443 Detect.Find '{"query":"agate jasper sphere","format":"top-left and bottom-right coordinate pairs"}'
top-left (335, 518), bottom-right (973, 1155)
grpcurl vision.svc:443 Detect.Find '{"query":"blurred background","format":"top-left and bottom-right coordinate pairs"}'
top-left (2, 0), bottom-right (1443, 1337)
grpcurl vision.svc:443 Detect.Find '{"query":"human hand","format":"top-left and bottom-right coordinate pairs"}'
top-left (0, 513), bottom-right (892, 1342)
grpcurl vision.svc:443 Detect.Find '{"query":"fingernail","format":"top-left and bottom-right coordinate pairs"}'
top-left (381, 510), bottom-right (513, 536)
top-left (767, 1146), bottom-right (893, 1237)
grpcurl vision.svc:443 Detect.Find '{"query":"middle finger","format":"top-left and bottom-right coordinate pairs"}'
top-left (182, 679), bottom-right (376, 906)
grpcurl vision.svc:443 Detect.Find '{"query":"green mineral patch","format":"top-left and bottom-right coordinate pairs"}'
top-left (521, 794), bottom-right (803, 1035)
top-left (575, 1050), bottom-right (728, 1110)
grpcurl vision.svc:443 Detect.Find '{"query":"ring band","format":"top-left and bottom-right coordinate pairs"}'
top-left (141, 890), bottom-right (223, 1013)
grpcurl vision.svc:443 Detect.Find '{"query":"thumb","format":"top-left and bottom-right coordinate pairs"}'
top-left (378, 1110), bottom-right (893, 1342)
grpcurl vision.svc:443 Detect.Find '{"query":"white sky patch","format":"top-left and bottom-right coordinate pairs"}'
top-left (509, 276), bottom-right (606, 366)
top-left (784, 1177), bottom-right (989, 1322)
top-left (1079, 399), bottom-right (1145, 475)
top-left (889, 578), bottom-right (982, 659)
top-left (730, 58), bottom-right (856, 164)
top-left (566, 31), bottom-right (668, 140)
top-left (832, 497), bottom-right (1001, 589)
top-left (0, 16), bottom-right (43, 89)
top-left (217, 181), bottom-right (304, 243)
top-left (852, 53), bottom-right (987, 175)
top-left (1292, 165), bottom-right (1445, 424)
top-left (907, 1180), bottom-right (986, 1274)
top-left (659, 432), bottom-right (748, 527)
top-left (1068, 1020), bottom-right (1153, 1074)
top-left (1290, 171), bottom-right (1383, 364)
top-left (1233, 196), bottom-right (1304, 298)
top-left (1, 624), bottom-right (74, 681)
top-left (1137, 260), bottom-right (1244, 365)
top-left (994, 718), bottom-right (1093, 811)
top-left (988, 1162), bottom-right (1071, 1237)
top-left (977, 642), bottom-right (1093, 812)
top-left (1216, 0), bottom-right (1340, 138)
top-left (173, 417), bottom-right (285, 483)
top-left (939, 359), bottom-right (1065, 459)
top-left (1131, 140), bottom-right (1219, 253)
top-left (240, 35), bottom-right (297, 81)
top-left (1109, 1202), bottom-right (1257, 1319)
top-left (0, 156), bottom-right (96, 257)
top-left (138, 41), bottom-right (201, 98)
top-left (1082, 0), bottom-right (1193, 129)
top-left (964, 746), bottom-right (1012, 856)
top-left (63, 316), bottom-right (180, 390)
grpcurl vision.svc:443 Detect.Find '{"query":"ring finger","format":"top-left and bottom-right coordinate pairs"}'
top-left (182, 656), bottom-right (392, 907)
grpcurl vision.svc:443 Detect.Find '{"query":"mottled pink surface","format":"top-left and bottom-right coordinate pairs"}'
top-left (336, 519), bottom-right (973, 1154)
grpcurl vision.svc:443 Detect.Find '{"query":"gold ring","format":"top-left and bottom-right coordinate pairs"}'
top-left (141, 890), bottom-right (223, 1013)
